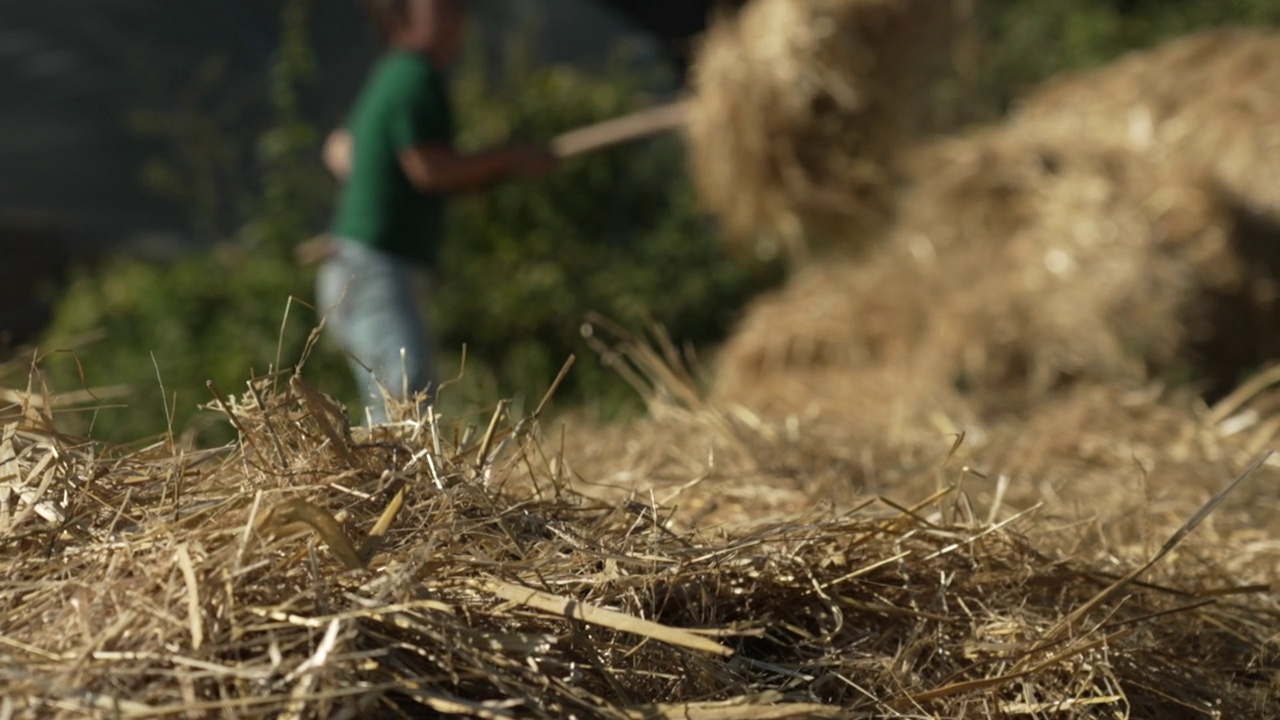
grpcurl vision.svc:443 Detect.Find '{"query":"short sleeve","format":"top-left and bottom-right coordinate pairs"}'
top-left (384, 61), bottom-right (450, 152)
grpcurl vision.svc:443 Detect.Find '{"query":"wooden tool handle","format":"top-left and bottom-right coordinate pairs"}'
top-left (550, 99), bottom-right (688, 159)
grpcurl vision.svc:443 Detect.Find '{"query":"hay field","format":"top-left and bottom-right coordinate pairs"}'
top-left (3, 348), bottom-right (1279, 718)
top-left (6, 7), bottom-right (1280, 720)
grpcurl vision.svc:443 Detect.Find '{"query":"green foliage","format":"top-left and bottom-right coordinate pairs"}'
top-left (931, 0), bottom-right (1280, 129)
top-left (40, 249), bottom-right (348, 444)
top-left (248, 0), bottom-right (331, 260)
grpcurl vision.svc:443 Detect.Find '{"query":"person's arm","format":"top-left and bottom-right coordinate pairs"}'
top-left (398, 143), bottom-right (558, 194)
top-left (369, 59), bottom-right (559, 193)
top-left (323, 128), bottom-right (354, 181)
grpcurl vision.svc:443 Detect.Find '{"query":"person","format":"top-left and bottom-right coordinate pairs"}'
top-left (317, 0), bottom-right (558, 424)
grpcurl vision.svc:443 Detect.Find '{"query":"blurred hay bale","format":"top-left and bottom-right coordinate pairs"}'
top-left (709, 256), bottom-right (961, 429)
top-left (714, 122), bottom-right (1280, 415)
top-left (899, 126), bottom-right (1248, 409)
top-left (686, 0), bottom-right (959, 256)
top-left (1015, 26), bottom-right (1280, 221)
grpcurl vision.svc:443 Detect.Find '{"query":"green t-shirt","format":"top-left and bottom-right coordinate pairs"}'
top-left (330, 50), bottom-right (454, 267)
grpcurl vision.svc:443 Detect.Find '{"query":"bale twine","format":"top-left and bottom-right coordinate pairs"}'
top-left (1014, 26), bottom-right (1280, 221)
top-left (685, 0), bottom-right (958, 257)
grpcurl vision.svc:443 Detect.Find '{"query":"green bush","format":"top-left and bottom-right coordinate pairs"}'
top-left (935, 0), bottom-right (1280, 128)
top-left (38, 249), bottom-right (351, 444)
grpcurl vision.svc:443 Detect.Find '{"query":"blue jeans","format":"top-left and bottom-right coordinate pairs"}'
top-left (315, 239), bottom-right (437, 424)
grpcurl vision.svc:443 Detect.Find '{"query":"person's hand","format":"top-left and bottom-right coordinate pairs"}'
top-left (323, 129), bottom-right (354, 181)
top-left (507, 146), bottom-right (559, 179)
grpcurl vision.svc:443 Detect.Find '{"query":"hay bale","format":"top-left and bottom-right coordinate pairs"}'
top-left (686, 0), bottom-right (958, 256)
top-left (714, 123), bottom-right (1280, 416)
top-left (899, 126), bottom-right (1246, 409)
top-left (1015, 26), bottom-right (1280, 221)
top-left (709, 255), bottom-right (961, 429)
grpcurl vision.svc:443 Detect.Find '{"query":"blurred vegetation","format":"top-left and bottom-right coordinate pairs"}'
top-left (929, 0), bottom-right (1280, 130)
top-left (32, 0), bottom-right (1280, 445)
top-left (126, 55), bottom-right (252, 243)
top-left (36, 0), bottom-right (773, 444)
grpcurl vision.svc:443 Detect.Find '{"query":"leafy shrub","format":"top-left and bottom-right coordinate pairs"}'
top-left (38, 0), bottom-right (347, 445)
top-left (39, 249), bottom-right (350, 444)
top-left (933, 0), bottom-right (1280, 129)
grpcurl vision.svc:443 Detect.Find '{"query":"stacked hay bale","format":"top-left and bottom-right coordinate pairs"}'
top-left (1015, 27), bottom-right (1280, 221)
top-left (685, 0), bottom-right (961, 257)
top-left (896, 126), bottom-right (1255, 410)
top-left (714, 122), bottom-right (1264, 416)
top-left (701, 10), bottom-right (1280, 419)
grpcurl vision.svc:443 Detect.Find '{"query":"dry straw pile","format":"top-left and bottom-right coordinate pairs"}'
top-left (685, 0), bottom-right (958, 255)
top-left (715, 121), bottom-right (1280, 416)
top-left (1015, 26), bottom-right (1280, 221)
top-left (2, 358), bottom-right (1279, 718)
top-left (692, 13), bottom-right (1280, 423)
top-left (707, 19), bottom-right (1280, 436)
